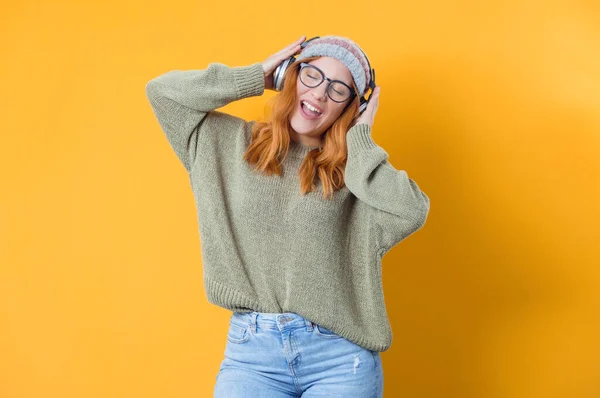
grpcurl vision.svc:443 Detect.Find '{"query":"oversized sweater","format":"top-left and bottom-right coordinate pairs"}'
top-left (145, 61), bottom-right (430, 352)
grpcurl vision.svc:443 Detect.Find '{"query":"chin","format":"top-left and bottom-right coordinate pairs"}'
top-left (290, 113), bottom-right (318, 135)
top-left (290, 123), bottom-right (312, 136)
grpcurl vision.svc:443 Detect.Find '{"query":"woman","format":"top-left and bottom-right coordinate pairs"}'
top-left (146, 35), bottom-right (430, 397)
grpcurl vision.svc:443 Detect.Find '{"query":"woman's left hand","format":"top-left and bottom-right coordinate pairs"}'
top-left (353, 86), bottom-right (380, 128)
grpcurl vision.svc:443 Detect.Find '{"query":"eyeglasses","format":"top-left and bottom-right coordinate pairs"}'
top-left (298, 62), bottom-right (357, 103)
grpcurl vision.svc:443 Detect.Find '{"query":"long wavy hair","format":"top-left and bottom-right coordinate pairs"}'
top-left (242, 56), bottom-right (361, 200)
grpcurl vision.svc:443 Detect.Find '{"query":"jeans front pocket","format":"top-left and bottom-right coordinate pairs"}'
top-left (227, 320), bottom-right (251, 344)
top-left (314, 323), bottom-right (343, 339)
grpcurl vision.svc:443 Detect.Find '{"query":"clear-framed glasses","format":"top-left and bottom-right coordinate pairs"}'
top-left (298, 62), bottom-right (357, 103)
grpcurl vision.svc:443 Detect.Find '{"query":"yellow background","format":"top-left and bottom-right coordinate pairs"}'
top-left (1, 0), bottom-right (599, 397)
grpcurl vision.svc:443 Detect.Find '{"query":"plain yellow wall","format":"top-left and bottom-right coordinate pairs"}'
top-left (1, 1), bottom-right (599, 397)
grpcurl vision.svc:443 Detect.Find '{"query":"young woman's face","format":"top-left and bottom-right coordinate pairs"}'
top-left (289, 57), bottom-right (354, 142)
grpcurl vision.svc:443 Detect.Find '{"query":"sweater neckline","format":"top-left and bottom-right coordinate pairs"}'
top-left (287, 138), bottom-right (322, 159)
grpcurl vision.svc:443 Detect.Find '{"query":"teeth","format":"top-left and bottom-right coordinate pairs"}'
top-left (303, 101), bottom-right (322, 114)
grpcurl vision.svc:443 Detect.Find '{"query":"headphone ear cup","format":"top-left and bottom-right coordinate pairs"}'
top-left (273, 57), bottom-right (295, 91)
top-left (359, 96), bottom-right (368, 115)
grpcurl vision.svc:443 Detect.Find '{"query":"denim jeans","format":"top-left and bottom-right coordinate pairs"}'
top-left (214, 311), bottom-right (383, 397)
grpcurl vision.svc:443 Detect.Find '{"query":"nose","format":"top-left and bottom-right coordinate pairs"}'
top-left (311, 83), bottom-right (328, 101)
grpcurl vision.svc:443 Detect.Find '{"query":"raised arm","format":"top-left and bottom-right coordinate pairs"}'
top-left (144, 37), bottom-right (310, 173)
top-left (344, 123), bottom-right (430, 254)
top-left (145, 62), bottom-right (265, 172)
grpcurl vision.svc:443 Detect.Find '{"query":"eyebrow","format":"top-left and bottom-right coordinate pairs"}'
top-left (308, 63), bottom-right (352, 87)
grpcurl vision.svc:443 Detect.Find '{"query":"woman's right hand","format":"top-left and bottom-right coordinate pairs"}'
top-left (262, 36), bottom-right (306, 91)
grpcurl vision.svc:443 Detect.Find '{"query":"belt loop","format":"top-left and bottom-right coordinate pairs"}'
top-left (250, 312), bottom-right (258, 333)
top-left (305, 318), bottom-right (314, 332)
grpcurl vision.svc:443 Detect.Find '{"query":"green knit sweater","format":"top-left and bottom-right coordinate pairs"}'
top-left (145, 61), bottom-right (430, 352)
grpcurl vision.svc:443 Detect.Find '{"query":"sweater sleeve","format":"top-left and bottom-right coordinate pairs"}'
top-left (145, 62), bottom-right (265, 173)
top-left (344, 123), bottom-right (431, 254)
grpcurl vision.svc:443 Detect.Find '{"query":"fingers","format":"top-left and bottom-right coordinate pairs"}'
top-left (263, 36), bottom-right (307, 79)
top-left (279, 36), bottom-right (306, 54)
top-left (371, 86), bottom-right (380, 99)
top-left (289, 35), bottom-right (306, 48)
top-left (366, 87), bottom-right (380, 119)
top-left (352, 87), bottom-right (380, 129)
top-left (372, 87), bottom-right (380, 107)
top-left (367, 87), bottom-right (379, 105)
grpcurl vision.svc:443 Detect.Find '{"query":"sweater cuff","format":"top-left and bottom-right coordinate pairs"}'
top-left (231, 62), bottom-right (265, 99)
top-left (346, 123), bottom-right (378, 153)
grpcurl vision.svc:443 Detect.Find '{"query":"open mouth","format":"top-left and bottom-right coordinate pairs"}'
top-left (299, 100), bottom-right (323, 120)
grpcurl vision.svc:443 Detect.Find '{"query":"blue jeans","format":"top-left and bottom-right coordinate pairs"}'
top-left (214, 311), bottom-right (384, 397)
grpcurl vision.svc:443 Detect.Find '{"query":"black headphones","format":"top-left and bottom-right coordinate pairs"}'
top-left (272, 36), bottom-right (376, 115)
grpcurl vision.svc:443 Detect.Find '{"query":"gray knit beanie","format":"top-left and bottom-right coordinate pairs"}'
top-left (295, 36), bottom-right (372, 97)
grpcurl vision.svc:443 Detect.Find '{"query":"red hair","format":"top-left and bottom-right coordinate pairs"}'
top-left (243, 56), bottom-right (361, 200)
